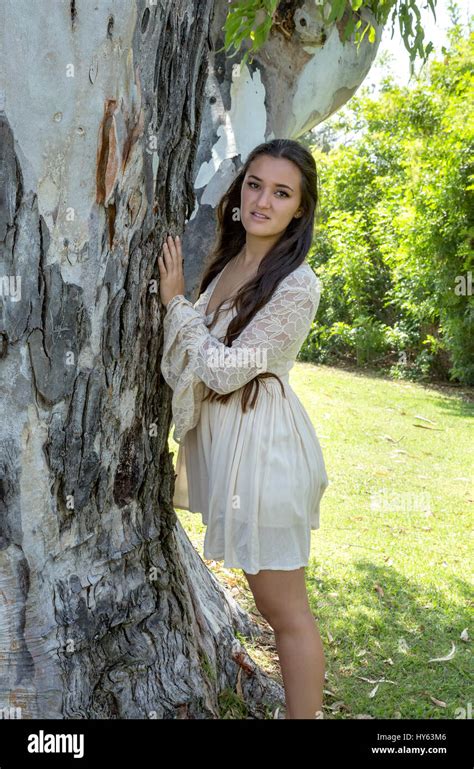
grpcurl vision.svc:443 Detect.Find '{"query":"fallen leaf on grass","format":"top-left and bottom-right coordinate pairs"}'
top-left (414, 415), bottom-right (436, 424)
top-left (380, 434), bottom-right (405, 443)
top-left (358, 677), bottom-right (398, 699)
top-left (428, 641), bottom-right (456, 662)
top-left (460, 628), bottom-right (469, 642)
top-left (327, 700), bottom-right (351, 713)
top-left (430, 696), bottom-right (447, 708)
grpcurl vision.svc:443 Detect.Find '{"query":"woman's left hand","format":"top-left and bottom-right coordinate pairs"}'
top-left (158, 234), bottom-right (185, 308)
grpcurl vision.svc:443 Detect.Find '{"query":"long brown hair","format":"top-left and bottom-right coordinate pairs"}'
top-left (199, 138), bottom-right (320, 412)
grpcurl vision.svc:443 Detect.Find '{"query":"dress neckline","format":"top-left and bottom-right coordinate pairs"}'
top-left (203, 259), bottom-right (311, 319)
top-left (204, 259), bottom-right (235, 317)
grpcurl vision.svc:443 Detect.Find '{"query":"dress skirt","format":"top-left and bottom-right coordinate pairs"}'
top-left (172, 372), bottom-right (329, 575)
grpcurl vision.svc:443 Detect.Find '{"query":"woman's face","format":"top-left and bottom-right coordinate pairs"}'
top-left (240, 154), bottom-right (303, 237)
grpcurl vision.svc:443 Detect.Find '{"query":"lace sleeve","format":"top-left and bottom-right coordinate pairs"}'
top-left (161, 266), bottom-right (321, 442)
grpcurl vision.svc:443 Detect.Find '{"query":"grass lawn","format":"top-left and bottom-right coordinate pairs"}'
top-left (168, 362), bottom-right (473, 720)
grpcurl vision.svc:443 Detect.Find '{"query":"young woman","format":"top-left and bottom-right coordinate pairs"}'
top-left (159, 139), bottom-right (329, 719)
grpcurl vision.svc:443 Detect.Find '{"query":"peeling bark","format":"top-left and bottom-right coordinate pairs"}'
top-left (0, 0), bottom-right (382, 719)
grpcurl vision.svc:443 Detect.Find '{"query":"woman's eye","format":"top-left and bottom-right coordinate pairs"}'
top-left (247, 181), bottom-right (288, 197)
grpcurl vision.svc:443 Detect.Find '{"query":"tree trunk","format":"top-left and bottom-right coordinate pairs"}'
top-left (0, 0), bottom-right (381, 719)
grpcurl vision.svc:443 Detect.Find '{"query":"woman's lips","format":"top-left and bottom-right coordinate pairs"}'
top-left (251, 211), bottom-right (270, 220)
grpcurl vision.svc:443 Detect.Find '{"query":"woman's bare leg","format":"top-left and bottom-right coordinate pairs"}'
top-left (275, 609), bottom-right (325, 718)
top-left (243, 567), bottom-right (325, 719)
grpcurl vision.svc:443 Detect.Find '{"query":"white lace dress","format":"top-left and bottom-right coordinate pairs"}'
top-left (161, 260), bottom-right (329, 574)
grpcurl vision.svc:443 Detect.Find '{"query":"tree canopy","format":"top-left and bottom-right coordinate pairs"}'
top-left (221, 0), bottom-right (438, 70)
top-left (299, 19), bottom-right (473, 385)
